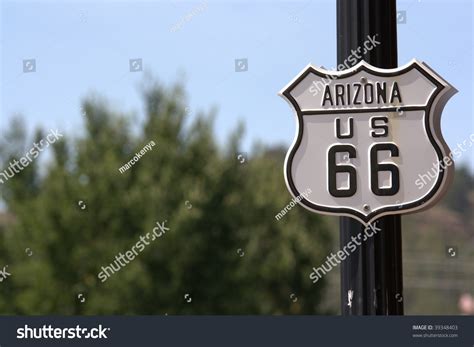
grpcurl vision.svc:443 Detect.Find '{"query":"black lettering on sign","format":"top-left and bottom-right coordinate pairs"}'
top-left (322, 85), bottom-right (333, 106)
top-left (376, 82), bottom-right (387, 104)
top-left (364, 83), bottom-right (374, 104)
top-left (328, 144), bottom-right (357, 197)
top-left (335, 85), bottom-right (345, 106)
top-left (370, 143), bottom-right (400, 196)
top-left (353, 83), bottom-right (362, 105)
top-left (321, 81), bottom-right (402, 107)
top-left (390, 81), bottom-right (402, 103)
top-left (370, 116), bottom-right (389, 138)
top-left (335, 117), bottom-right (354, 139)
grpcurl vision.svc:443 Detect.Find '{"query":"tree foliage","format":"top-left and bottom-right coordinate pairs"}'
top-left (0, 80), bottom-right (333, 314)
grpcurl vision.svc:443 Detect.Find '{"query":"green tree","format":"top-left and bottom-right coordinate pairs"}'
top-left (0, 79), bottom-right (333, 314)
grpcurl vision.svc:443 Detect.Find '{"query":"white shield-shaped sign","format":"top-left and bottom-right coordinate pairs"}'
top-left (280, 60), bottom-right (456, 225)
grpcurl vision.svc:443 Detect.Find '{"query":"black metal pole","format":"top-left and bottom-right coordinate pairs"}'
top-left (337, 0), bottom-right (404, 315)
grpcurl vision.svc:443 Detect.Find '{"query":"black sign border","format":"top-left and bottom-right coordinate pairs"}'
top-left (282, 61), bottom-right (448, 224)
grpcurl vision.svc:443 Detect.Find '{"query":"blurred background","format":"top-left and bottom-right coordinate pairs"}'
top-left (0, 0), bottom-right (472, 315)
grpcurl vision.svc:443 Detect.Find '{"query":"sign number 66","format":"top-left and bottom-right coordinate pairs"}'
top-left (328, 143), bottom-right (400, 197)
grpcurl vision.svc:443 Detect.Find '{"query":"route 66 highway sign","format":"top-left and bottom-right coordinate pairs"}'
top-left (280, 60), bottom-right (456, 225)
